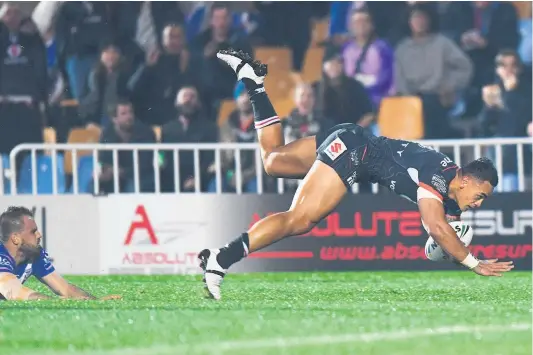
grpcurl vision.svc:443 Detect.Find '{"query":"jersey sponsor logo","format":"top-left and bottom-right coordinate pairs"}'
top-left (440, 157), bottom-right (453, 167)
top-left (0, 256), bottom-right (11, 267)
top-left (350, 151), bottom-right (359, 165)
top-left (390, 180), bottom-right (396, 191)
top-left (431, 174), bottom-right (448, 195)
top-left (346, 171), bottom-right (357, 186)
top-left (7, 43), bottom-right (21, 58)
top-left (325, 137), bottom-right (347, 161)
top-left (4, 42), bottom-right (28, 65)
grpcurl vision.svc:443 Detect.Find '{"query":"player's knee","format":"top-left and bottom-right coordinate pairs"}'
top-left (286, 211), bottom-right (316, 235)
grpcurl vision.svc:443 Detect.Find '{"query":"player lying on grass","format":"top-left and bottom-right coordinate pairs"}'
top-left (0, 206), bottom-right (120, 301)
top-left (198, 49), bottom-right (514, 300)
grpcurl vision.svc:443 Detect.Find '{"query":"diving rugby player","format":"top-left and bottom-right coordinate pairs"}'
top-left (199, 50), bottom-right (514, 300)
top-left (0, 206), bottom-right (120, 301)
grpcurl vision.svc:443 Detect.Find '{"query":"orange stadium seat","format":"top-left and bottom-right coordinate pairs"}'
top-left (217, 100), bottom-right (237, 127)
top-left (273, 98), bottom-right (295, 119)
top-left (377, 96), bottom-right (424, 140)
top-left (514, 1), bottom-right (532, 19)
top-left (301, 47), bottom-right (325, 83)
top-left (254, 47), bottom-right (293, 73)
top-left (311, 18), bottom-right (329, 46)
top-left (263, 71), bottom-right (296, 101)
top-left (59, 99), bottom-right (79, 107)
top-left (64, 128), bottom-right (101, 174)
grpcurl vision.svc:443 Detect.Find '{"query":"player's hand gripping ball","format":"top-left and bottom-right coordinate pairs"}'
top-left (425, 221), bottom-right (474, 262)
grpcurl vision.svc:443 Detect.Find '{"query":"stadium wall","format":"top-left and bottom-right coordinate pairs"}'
top-left (0, 193), bottom-right (530, 275)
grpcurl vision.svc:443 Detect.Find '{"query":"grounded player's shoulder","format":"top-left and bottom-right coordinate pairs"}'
top-left (0, 246), bottom-right (15, 274)
top-left (0, 257), bottom-right (14, 274)
top-left (33, 248), bottom-right (55, 278)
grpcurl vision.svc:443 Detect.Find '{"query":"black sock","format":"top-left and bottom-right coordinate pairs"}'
top-left (217, 233), bottom-right (250, 269)
top-left (241, 78), bottom-right (280, 129)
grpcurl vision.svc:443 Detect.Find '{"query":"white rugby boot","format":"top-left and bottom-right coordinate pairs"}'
top-left (216, 48), bottom-right (267, 85)
top-left (198, 249), bottom-right (226, 300)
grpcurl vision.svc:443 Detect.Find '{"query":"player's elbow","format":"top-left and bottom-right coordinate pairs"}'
top-left (263, 153), bottom-right (280, 177)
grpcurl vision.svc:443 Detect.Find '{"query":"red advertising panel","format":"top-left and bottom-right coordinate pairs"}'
top-left (237, 192), bottom-right (532, 272)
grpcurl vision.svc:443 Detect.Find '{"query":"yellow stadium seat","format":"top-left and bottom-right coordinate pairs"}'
top-left (273, 98), bottom-right (295, 118)
top-left (301, 47), bottom-right (325, 83)
top-left (64, 128), bottom-right (101, 174)
top-left (60, 99), bottom-right (79, 107)
top-left (152, 126), bottom-right (162, 142)
top-left (217, 100), bottom-right (237, 127)
top-left (311, 18), bottom-right (329, 46)
top-left (43, 127), bottom-right (56, 144)
top-left (263, 71), bottom-right (297, 101)
top-left (43, 127), bottom-right (57, 156)
top-left (378, 96), bottom-right (424, 140)
top-left (254, 47), bottom-right (293, 72)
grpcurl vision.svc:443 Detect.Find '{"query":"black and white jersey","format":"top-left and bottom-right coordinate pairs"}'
top-left (379, 138), bottom-right (462, 217)
top-left (316, 124), bottom-right (462, 217)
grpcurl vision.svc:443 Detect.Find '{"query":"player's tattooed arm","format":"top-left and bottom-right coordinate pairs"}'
top-left (27, 291), bottom-right (53, 300)
top-left (65, 283), bottom-right (97, 300)
top-left (0, 273), bottom-right (51, 300)
top-left (41, 272), bottom-right (97, 299)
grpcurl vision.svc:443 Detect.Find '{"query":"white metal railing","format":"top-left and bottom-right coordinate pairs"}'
top-left (4, 137), bottom-right (532, 195)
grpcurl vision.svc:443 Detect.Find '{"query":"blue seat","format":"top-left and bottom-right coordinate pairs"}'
top-left (18, 155), bottom-right (66, 194)
top-left (1, 154), bottom-right (9, 195)
top-left (71, 156), bottom-right (95, 193)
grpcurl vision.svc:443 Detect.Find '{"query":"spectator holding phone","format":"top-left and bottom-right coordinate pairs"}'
top-left (480, 49), bottom-right (532, 191)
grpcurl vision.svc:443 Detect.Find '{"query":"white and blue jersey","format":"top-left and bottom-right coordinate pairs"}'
top-left (0, 243), bottom-right (55, 284)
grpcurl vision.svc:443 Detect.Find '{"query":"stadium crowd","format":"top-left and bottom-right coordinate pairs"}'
top-left (0, 1), bottom-right (531, 194)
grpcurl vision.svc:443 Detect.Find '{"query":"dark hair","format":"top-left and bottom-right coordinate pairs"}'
top-left (350, 7), bottom-right (376, 40)
top-left (210, 2), bottom-right (230, 16)
top-left (351, 6), bottom-right (371, 18)
top-left (495, 49), bottom-right (523, 69)
top-left (0, 206), bottom-right (33, 244)
top-left (461, 158), bottom-right (499, 187)
top-left (408, 4), bottom-right (438, 34)
top-left (107, 98), bottom-right (133, 118)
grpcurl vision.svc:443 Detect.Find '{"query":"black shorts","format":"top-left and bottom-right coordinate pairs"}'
top-left (316, 123), bottom-right (372, 189)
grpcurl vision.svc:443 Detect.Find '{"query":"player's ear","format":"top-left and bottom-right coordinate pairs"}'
top-left (460, 175), bottom-right (470, 188)
top-left (11, 233), bottom-right (21, 246)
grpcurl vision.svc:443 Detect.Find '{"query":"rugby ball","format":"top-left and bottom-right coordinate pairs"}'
top-left (424, 221), bottom-right (474, 262)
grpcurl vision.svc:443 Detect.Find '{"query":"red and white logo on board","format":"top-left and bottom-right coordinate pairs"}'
top-left (124, 205), bottom-right (158, 246)
top-left (325, 137), bottom-right (347, 161)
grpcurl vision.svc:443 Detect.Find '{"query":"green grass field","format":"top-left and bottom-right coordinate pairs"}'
top-left (0, 272), bottom-right (531, 355)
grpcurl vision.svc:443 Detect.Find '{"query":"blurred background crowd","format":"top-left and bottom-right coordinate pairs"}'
top-left (0, 1), bottom-right (531, 194)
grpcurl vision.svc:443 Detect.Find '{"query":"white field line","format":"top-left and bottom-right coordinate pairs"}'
top-left (25, 322), bottom-right (532, 355)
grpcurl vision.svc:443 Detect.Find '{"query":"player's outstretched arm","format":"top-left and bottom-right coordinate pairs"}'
top-left (41, 272), bottom-right (97, 299)
top-left (418, 199), bottom-right (514, 276)
top-left (40, 272), bottom-right (121, 300)
top-left (0, 273), bottom-right (52, 300)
